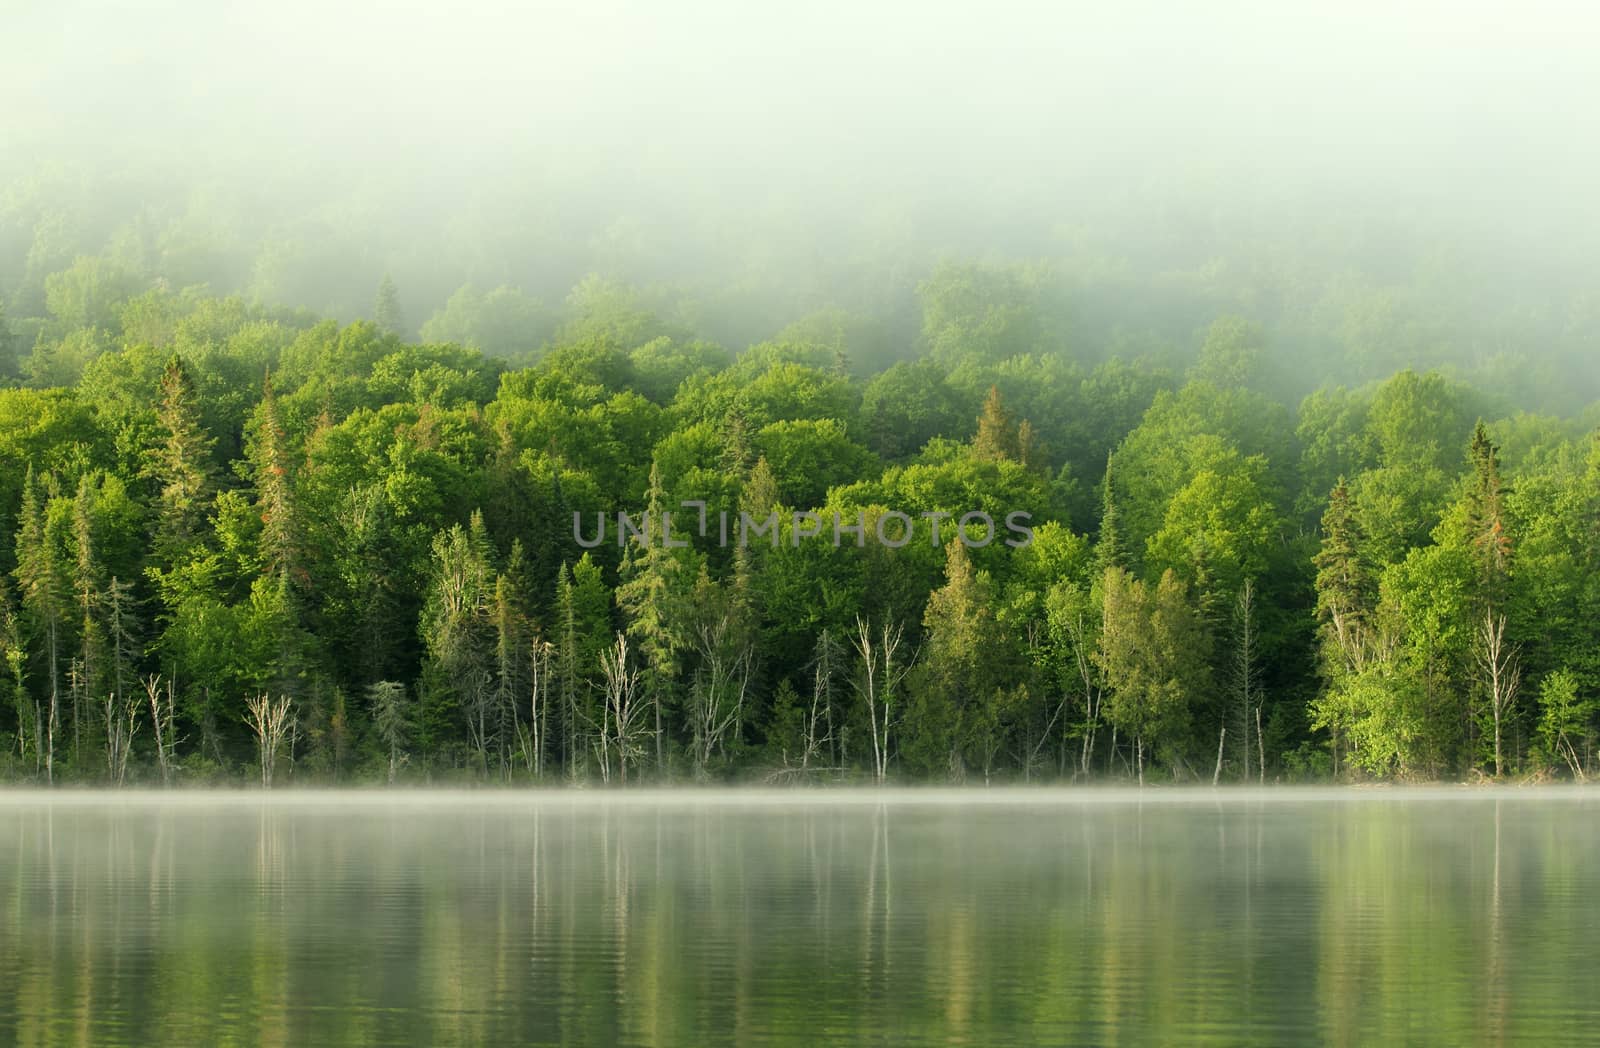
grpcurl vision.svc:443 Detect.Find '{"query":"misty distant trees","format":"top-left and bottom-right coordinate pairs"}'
top-left (373, 275), bottom-right (407, 339)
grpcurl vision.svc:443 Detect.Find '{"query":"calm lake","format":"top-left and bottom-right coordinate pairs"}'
top-left (2, 789), bottom-right (1598, 1046)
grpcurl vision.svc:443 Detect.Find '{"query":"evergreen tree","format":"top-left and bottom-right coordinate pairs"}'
top-left (14, 468), bottom-right (67, 782)
top-left (616, 460), bottom-right (693, 775)
top-left (491, 567), bottom-right (529, 779)
top-left (1466, 420), bottom-right (1512, 598)
top-left (368, 681), bottom-right (409, 784)
top-left (1230, 578), bottom-right (1261, 783)
top-left (1096, 455), bottom-right (1125, 573)
top-left (973, 385), bottom-right (1019, 462)
top-left (252, 372), bottom-right (303, 588)
top-left (1313, 478), bottom-right (1373, 668)
top-left (913, 540), bottom-right (996, 780)
top-left (150, 356), bottom-right (217, 564)
top-left (0, 578), bottom-right (33, 772)
top-left (105, 576), bottom-right (139, 716)
top-left (421, 513), bottom-right (497, 772)
top-left (70, 475), bottom-right (105, 766)
top-left (1449, 423), bottom-right (1519, 776)
top-left (555, 561), bottom-right (580, 773)
top-left (555, 555), bottom-right (611, 777)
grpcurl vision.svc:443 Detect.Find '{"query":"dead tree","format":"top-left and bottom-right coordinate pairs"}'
top-left (103, 691), bottom-right (139, 785)
top-left (687, 614), bottom-right (753, 778)
top-left (245, 693), bottom-right (295, 789)
top-left (1256, 708), bottom-right (1266, 785)
top-left (1474, 609), bottom-right (1521, 778)
top-left (597, 633), bottom-right (645, 785)
top-left (802, 627), bottom-right (841, 773)
top-left (851, 617), bottom-right (909, 784)
top-left (144, 673), bottom-right (177, 786)
top-left (522, 638), bottom-right (554, 778)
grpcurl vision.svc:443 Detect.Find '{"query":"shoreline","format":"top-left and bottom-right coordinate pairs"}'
top-left (2, 783), bottom-right (1597, 809)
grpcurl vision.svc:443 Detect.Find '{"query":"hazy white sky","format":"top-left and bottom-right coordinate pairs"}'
top-left (3, 0), bottom-right (1597, 288)
top-left (10, 0), bottom-right (1596, 178)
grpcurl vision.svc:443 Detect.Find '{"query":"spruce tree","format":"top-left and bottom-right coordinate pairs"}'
top-left (555, 561), bottom-right (580, 773)
top-left (70, 475), bottom-right (105, 766)
top-left (1096, 456), bottom-right (1125, 573)
top-left (253, 372), bottom-right (303, 588)
top-left (14, 468), bottom-right (66, 782)
top-left (973, 385), bottom-right (1019, 462)
top-left (150, 356), bottom-right (216, 564)
top-left (0, 578), bottom-right (33, 771)
top-left (616, 460), bottom-right (692, 774)
top-left (1466, 420), bottom-right (1512, 598)
top-left (422, 512), bottom-right (497, 772)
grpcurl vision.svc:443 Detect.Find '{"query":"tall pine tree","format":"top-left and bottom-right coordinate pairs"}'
top-left (150, 356), bottom-right (216, 565)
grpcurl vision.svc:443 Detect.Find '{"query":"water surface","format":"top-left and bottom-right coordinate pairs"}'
top-left (2, 788), bottom-right (1597, 1046)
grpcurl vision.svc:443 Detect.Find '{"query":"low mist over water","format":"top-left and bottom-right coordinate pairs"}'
top-left (5, 790), bottom-right (1599, 1046)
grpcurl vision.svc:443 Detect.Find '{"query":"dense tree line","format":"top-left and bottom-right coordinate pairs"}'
top-left (1, 261), bottom-right (1598, 785)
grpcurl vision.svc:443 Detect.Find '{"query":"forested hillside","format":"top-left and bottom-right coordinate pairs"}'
top-left (2, 225), bottom-right (1598, 785)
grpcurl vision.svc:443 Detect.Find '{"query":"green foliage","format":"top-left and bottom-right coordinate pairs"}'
top-left (1535, 670), bottom-right (1593, 779)
top-left (373, 274), bottom-right (407, 338)
top-left (44, 256), bottom-right (140, 332)
top-left (1144, 453), bottom-right (1281, 613)
top-left (1, 246), bottom-right (1599, 786)
top-left (420, 284), bottom-right (554, 361)
top-left (919, 260), bottom-right (1068, 365)
top-left (860, 359), bottom-right (967, 460)
top-left (0, 301), bottom-right (16, 381)
top-left (1097, 567), bottom-right (1210, 779)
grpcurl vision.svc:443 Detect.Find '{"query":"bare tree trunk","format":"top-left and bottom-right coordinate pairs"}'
top-left (1066, 607), bottom-right (1101, 782)
top-left (1559, 735), bottom-right (1586, 783)
top-left (45, 619), bottom-right (58, 785)
top-left (144, 674), bottom-right (176, 786)
top-left (854, 618), bottom-right (883, 783)
top-left (1213, 725), bottom-right (1226, 786)
top-left (802, 659), bottom-right (829, 772)
top-left (851, 617), bottom-right (906, 785)
top-left (70, 661), bottom-right (83, 771)
top-left (525, 640), bottom-right (551, 778)
top-left (689, 617), bottom-right (752, 779)
top-left (1475, 609), bottom-right (1521, 779)
top-left (565, 664), bottom-right (578, 782)
top-left (1256, 707), bottom-right (1266, 785)
top-left (103, 692), bottom-right (139, 786)
top-left (536, 642), bottom-right (550, 779)
top-left (245, 693), bottom-right (295, 789)
top-left (599, 633), bottom-right (643, 786)
top-left (1241, 697), bottom-right (1251, 784)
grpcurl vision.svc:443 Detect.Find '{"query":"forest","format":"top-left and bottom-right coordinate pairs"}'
top-left (2, 168), bottom-right (1599, 788)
